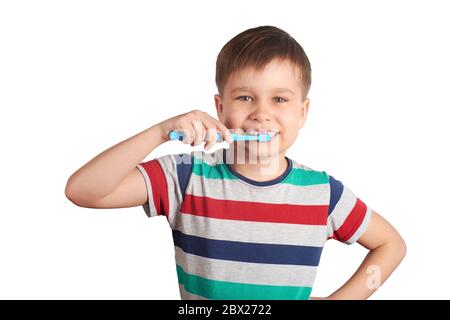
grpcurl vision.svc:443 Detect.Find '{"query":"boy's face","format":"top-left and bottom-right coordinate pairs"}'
top-left (214, 58), bottom-right (310, 160)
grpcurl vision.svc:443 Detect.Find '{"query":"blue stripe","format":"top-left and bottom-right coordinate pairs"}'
top-left (172, 230), bottom-right (323, 267)
top-left (328, 175), bottom-right (343, 216)
top-left (174, 153), bottom-right (193, 198)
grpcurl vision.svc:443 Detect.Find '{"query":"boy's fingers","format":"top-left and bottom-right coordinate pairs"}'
top-left (216, 121), bottom-right (232, 143)
top-left (179, 125), bottom-right (194, 145)
top-left (202, 118), bottom-right (217, 150)
top-left (204, 127), bottom-right (218, 151)
top-left (192, 119), bottom-right (206, 146)
top-left (203, 113), bottom-right (232, 143)
top-left (177, 112), bottom-right (231, 148)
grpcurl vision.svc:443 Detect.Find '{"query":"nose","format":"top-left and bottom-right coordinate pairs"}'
top-left (250, 103), bottom-right (272, 123)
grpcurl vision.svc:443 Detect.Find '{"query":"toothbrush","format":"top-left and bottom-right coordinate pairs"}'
top-left (168, 130), bottom-right (272, 142)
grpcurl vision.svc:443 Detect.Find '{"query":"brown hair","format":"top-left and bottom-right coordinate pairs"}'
top-left (215, 25), bottom-right (311, 101)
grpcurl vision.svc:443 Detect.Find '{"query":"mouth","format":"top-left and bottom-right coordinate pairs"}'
top-left (245, 129), bottom-right (280, 139)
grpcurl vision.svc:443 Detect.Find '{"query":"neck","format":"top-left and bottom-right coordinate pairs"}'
top-left (224, 146), bottom-right (288, 182)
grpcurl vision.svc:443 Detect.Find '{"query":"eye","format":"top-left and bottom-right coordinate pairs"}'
top-left (237, 96), bottom-right (252, 102)
top-left (274, 97), bottom-right (288, 103)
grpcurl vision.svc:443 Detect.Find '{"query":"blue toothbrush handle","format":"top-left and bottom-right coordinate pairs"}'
top-left (169, 130), bottom-right (223, 141)
top-left (168, 130), bottom-right (271, 142)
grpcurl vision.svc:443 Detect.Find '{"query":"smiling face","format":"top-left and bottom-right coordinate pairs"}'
top-left (214, 58), bottom-right (310, 161)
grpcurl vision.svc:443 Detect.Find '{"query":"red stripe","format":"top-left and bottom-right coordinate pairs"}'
top-left (180, 194), bottom-right (328, 225)
top-left (140, 159), bottom-right (169, 218)
top-left (332, 198), bottom-right (367, 242)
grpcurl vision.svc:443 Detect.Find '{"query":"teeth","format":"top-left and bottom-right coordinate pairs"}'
top-left (245, 129), bottom-right (279, 137)
top-left (269, 131), bottom-right (279, 137)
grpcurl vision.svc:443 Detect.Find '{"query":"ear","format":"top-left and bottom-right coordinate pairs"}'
top-left (298, 98), bottom-right (310, 129)
top-left (214, 94), bottom-right (224, 120)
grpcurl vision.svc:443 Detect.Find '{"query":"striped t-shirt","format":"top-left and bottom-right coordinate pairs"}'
top-left (137, 148), bottom-right (372, 300)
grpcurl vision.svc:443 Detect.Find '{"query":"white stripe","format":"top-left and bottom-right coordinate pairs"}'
top-left (327, 186), bottom-right (357, 237)
top-left (187, 173), bottom-right (329, 205)
top-left (158, 155), bottom-right (183, 227)
top-left (175, 247), bottom-right (317, 287)
top-left (345, 207), bottom-right (373, 244)
top-left (174, 213), bottom-right (327, 247)
top-left (136, 164), bottom-right (158, 217)
top-left (190, 150), bottom-right (222, 166)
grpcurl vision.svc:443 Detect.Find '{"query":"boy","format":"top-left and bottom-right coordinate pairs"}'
top-left (65, 25), bottom-right (406, 300)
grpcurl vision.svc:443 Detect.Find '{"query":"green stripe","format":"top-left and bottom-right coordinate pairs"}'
top-left (192, 155), bottom-right (329, 186)
top-left (283, 168), bottom-right (329, 186)
top-left (192, 156), bottom-right (236, 180)
top-left (176, 265), bottom-right (312, 300)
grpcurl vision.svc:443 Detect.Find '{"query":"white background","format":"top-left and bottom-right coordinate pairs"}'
top-left (1, 0), bottom-right (449, 299)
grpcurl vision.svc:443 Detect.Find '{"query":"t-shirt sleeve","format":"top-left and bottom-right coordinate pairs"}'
top-left (136, 153), bottom-right (192, 226)
top-left (327, 175), bottom-right (373, 245)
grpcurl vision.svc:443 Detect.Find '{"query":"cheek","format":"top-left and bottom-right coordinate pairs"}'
top-left (280, 116), bottom-right (301, 133)
top-left (279, 119), bottom-right (301, 143)
top-left (280, 129), bottom-right (298, 145)
top-left (223, 109), bottom-right (247, 129)
top-left (222, 119), bottom-right (242, 132)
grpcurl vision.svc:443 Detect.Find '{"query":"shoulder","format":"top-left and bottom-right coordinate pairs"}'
top-left (287, 158), bottom-right (330, 186)
top-left (288, 160), bottom-right (344, 200)
top-left (165, 148), bottom-right (226, 179)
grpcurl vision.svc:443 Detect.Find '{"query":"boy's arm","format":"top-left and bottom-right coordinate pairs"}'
top-left (317, 211), bottom-right (407, 300)
top-left (65, 124), bottom-right (166, 208)
top-left (65, 110), bottom-right (231, 208)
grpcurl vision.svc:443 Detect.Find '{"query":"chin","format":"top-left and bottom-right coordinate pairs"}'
top-left (229, 134), bottom-right (285, 160)
top-left (244, 142), bottom-right (285, 161)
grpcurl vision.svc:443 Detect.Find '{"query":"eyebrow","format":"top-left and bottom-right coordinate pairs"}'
top-left (230, 86), bottom-right (296, 95)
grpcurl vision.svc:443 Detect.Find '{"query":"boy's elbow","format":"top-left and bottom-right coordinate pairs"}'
top-left (398, 236), bottom-right (407, 260)
top-left (377, 232), bottom-right (407, 263)
top-left (390, 233), bottom-right (407, 262)
top-left (65, 181), bottom-right (79, 206)
top-left (65, 177), bottom-right (86, 207)
top-left (65, 178), bottom-right (105, 209)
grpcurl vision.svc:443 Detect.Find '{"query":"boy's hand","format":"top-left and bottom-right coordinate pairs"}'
top-left (157, 109), bottom-right (233, 150)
